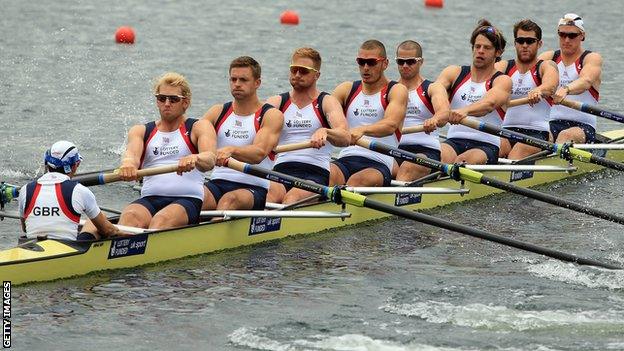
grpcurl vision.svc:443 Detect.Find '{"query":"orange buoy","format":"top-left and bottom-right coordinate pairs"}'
top-left (424, 0), bottom-right (443, 8)
top-left (115, 26), bottom-right (135, 44)
top-left (280, 10), bottom-right (299, 25)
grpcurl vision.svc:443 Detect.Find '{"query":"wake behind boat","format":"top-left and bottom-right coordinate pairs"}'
top-left (2, 128), bottom-right (623, 285)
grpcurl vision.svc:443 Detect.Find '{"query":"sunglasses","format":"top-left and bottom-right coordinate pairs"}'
top-left (395, 57), bottom-right (422, 66)
top-left (356, 57), bottom-right (385, 67)
top-left (558, 31), bottom-right (582, 39)
top-left (514, 37), bottom-right (539, 45)
top-left (289, 64), bottom-right (318, 75)
top-left (155, 94), bottom-right (186, 103)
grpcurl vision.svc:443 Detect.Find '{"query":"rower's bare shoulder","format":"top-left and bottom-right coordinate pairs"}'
top-left (332, 81), bottom-right (353, 99)
top-left (538, 50), bottom-right (554, 61)
top-left (494, 60), bottom-right (507, 72)
top-left (265, 95), bottom-right (282, 108)
top-left (127, 124), bottom-right (146, 139)
top-left (584, 51), bottom-right (603, 65)
top-left (202, 104), bottom-right (224, 123)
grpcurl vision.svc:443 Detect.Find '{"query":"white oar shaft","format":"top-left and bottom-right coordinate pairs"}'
top-left (200, 210), bottom-right (350, 218)
top-left (572, 144), bottom-right (624, 150)
top-left (346, 187), bottom-right (469, 194)
top-left (464, 164), bottom-right (577, 172)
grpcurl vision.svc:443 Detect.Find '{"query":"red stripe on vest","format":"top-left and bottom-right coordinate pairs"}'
top-left (311, 97), bottom-right (329, 128)
top-left (215, 104), bottom-right (234, 133)
top-left (380, 83), bottom-right (390, 110)
top-left (254, 107), bottom-right (262, 131)
top-left (179, 121), bottom-right (198, 154)
top-left (416, 84), bottom-right (434, 115)
top-left (589, 87), bottom-right (600, 101)
top-left (23, 183), bottom-right (42, 219)
top-left (140, 125), bottom-right (159, 168)
top-left (506, 65), bottom-right (518, 77)
top-left (281, 97), bottom-right (292, 113)
top-left (451, 72), bottom-right (472, 100)
top-left (345, 83), bottom-right (362, 112)
top-left (55, 183), bottom-right (80, 223)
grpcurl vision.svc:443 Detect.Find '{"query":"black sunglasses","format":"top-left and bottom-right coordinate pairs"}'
top-left (356, 57), bottom-right (384, 67)
top-left (155, 94), bottom-right (186, 103)
top-left (395, 57), bottom-right (422, 66)
top-left (558, 31), bottom-right (582, 39)
top-left (515, 37), bottom-right (538, 45)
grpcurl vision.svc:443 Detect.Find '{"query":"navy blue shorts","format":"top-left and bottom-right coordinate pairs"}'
top-left (332, 156), bottom-right (392, 186)
top-left (443, 138), bottom-right (500, 164)
top-left (550, 119), bottom-right (596, 143)
top-left (205, 179), bottom-right (267, 210)
top-left (504, 127), bottom-right (550, 147)
top-left (132, 195), bottom-right (203, 224)
top-left (273, 161), bottom-right (330, 191)
top-left (397, 144), bottom-right (441, 168)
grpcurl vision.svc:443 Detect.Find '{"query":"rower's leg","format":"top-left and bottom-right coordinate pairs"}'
top-left (267, 181), bottom-right (286, 204)
top-left (118, 204), bottom-right (152, 228)
top-left (347, 168), bottom-right (384, 187)
top-left (455, 149), bottom-right (488, 165)
top-left (508, 143), bottom-right (542, 160)
top-left (499, 138), bottom-right (511, 158)
top-left (202, 185), bottom-right (218, 210)
top-left (150, 204), bottom-right (189, 229)
top-left (283, 188), bottom-right (315, 204)
top-left (217, 189), bottom-right (255, 210)
top-left (329, 163), bottom-right (346, 186)
top-left (396, 156), bottom-right (431, 182)
top-left (440, 143), bottom-right (458, 164)
top-left (555, 127), bottom-right (586, 144)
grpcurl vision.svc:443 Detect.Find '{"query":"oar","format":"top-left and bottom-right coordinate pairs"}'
top-left (274, 141), bottom-right (314, 153)
top-left (224, 158), bottom-right (620, 270)
top-left (72, 164), bottom-right (179, 186)
top-left (460, 118), bottom-right (624, 172)
top-left (357, 138), bottom-right (624, 225)
top-left (560, 99), bottom-right (624, 124)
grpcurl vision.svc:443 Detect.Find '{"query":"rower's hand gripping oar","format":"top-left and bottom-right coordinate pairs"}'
top-left (357, 138), bottom-right (624, 226)
top-left (61, 164), bottom-right (180, 187)
top-left (224, 158), bottom-right (620, 270)
top-left (560, 99), bottom-right (624, 124)
top-left (460, 118), bottom-right (624, 172)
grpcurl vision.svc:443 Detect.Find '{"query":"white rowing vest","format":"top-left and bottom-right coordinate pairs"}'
top-left (210, 103), bottom-right (274, 189)
top-left (19, 172), bottom-right (100, 240)
top-left (140, 118), bottom-right (204, 200)
top-left (549, 50), bottom-right (599, 128)
top-left (502, 60), bottom-right (551, 131)
top-left (274, 92), bottom-right (332, 170)
top-left (399, 80), bottom-right (440, 150)
top-left (338, 80), bottom-right (401, 171)
top-left (447, 66), bottom-right (505, 147)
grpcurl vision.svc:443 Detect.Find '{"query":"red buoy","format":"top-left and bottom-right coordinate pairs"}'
top-left (280, 10), bottom-right (299, 25)
top-left (424, 0), bottom-right (443, 8)
top-left (115, 26), bottom-right (135, 44)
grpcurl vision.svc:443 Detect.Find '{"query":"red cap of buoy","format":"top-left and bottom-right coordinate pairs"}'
top-left (115, 26), bottom-right (136, 44)
top-left (424, 0), bottom-right (443, 8)
top-left (280, 10), bottom-right (299, 25)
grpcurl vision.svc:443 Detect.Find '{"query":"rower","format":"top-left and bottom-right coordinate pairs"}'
top-left (266, 47), bottom-right (350, 204)
top-left (394, 40), bottom-right (450, 181)
top-left (538, 13), bottom-right (603, 144)
top-left (331, 39), bottom-right (408, 187)
top-left (436, 19), bottom-right (512, 165)
top-left (495, 19), bottom-right (559, 159)
top-left (86, 72), bottom-right (217, 234)
top-left (18, 141), bottom-right (121, 241)
top-left (202, 56), bottom-right (284, 210)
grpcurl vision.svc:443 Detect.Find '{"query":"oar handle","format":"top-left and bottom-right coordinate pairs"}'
top-left (508, 97), bottom-right (531, 108)
top-left (401, 125), bottom-right (425, 134)
top-left (273, 141), bottom-right (314, 153)
top-left (73, 164), bottom-right (179, 186)
top-left (559, 98), bottom-right (582, 110)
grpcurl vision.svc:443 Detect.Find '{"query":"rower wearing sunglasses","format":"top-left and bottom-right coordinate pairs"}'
top-left (436, 20), bottom-right (512, 165)
top-left (538, 13), bottom-right (602, 144)
top-left (85, 72), bottom-right (217, 234)
top-left (330, 39), bottom-right (408, 187)
top-left (394, 40), bottom-right (450, 181)
top-left (266, 47), bottom-right (350, 204)
top-left (202, 56), bottom-right (284, 211)
top-left (495, 19), bottom-right (559, 159)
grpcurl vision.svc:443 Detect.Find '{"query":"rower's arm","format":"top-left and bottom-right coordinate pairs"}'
top-left (331, 81), bottom-right (352, 107)
top-left (265, 95), bottom-right (282, 109)
top-left (118, 124), bottom-right (146, 181)
top-left (537, 60), bottom-right (559, 97)
top-left (202, 104), bottom-right (224, 125)
top-left (457, 75), bottom-right (511, 117)
top-left (91, 211), bottom-right (122, 238)
top-left (537, 50), bottom-right (555, 62)
top-left (570, 52), bottom-right (602, 94)
top-left (428, 81), bottom-right (450, 126)
top-left (434, 65), bottom-right (461, 91)
top-left (192, 119), bottom-right (217, 172)
top-left (357, 83), bottom-right (408, 138)
top-left (320, 94), bottom-right (350, 147)
top-left (228, 108), bottom-right (284, 164)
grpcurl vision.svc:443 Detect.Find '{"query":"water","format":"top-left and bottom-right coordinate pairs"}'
top-left (2, 1), bottom-right (624, 350)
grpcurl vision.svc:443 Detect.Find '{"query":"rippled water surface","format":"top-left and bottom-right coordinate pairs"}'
top-left (2, 1), bottom-right (624, 350)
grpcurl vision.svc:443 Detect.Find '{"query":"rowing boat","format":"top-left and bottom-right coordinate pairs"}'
top-left (1, 129), bottom-right (623, 285)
